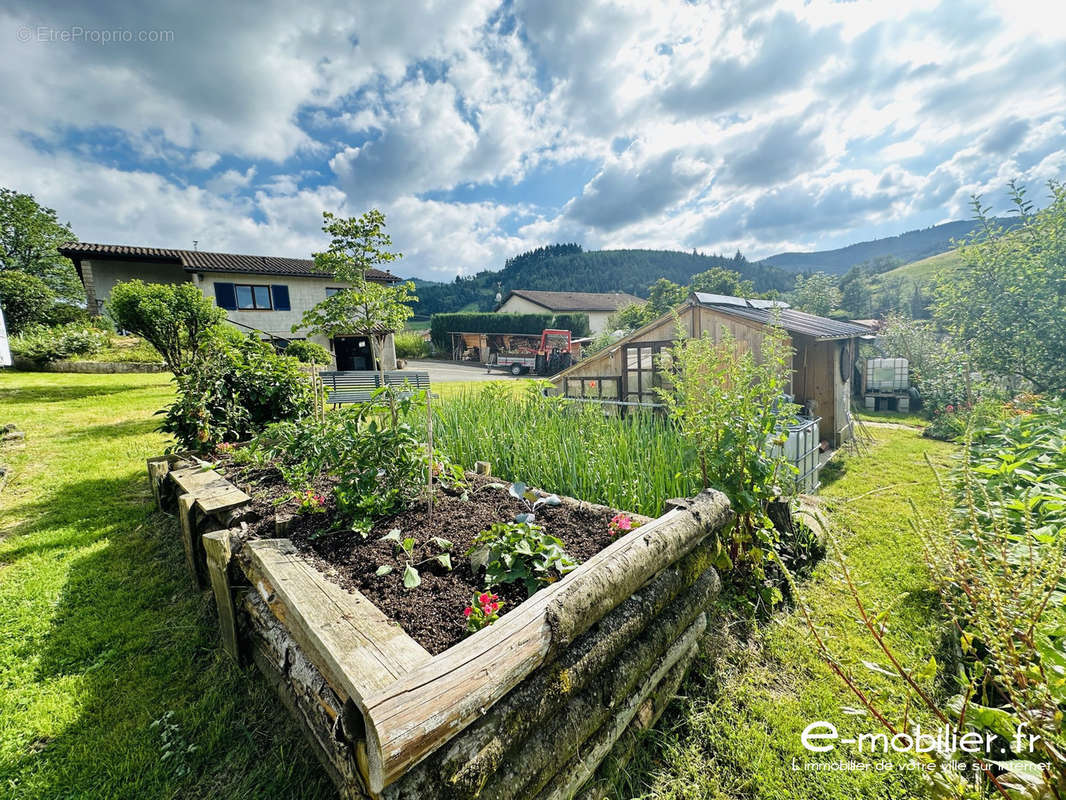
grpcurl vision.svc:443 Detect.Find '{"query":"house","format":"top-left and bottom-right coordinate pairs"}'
top-left (495, 289), bottom-right (645, 334)
top-left (551, 292), bottom-right (871, 447)
top-left (59, 242), bottom-right (401, 370)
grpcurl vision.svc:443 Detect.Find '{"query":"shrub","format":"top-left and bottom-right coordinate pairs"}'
top-left (10, 323), bottom-right (110, 363)
top-left (0, 270), bottom-right (54, 333)
top-left (394, 330), bottom-right (429, 359)
top-left (284, 339), bottom-right (332, 365)
top-left (44, 302), bottom-right (90, 326)
top-left (657, 322), bottom-right (796, 571)
top-left (161, 336), bottom-right (314, 451)
top-left (108, 280), bottom-right (225, 374)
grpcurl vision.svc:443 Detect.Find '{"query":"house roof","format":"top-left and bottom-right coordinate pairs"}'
top-left (499, 289), bottom-right (645, 312)
top-left (691, 292), bottom-right (870, 340)
top-left (59, 242), bottom-right (400, 283)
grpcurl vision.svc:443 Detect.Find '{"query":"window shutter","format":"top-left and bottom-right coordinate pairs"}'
top-left (214, 282), bottom-right (237, 310)
top-left (271, 284), bottom-right (291, 311)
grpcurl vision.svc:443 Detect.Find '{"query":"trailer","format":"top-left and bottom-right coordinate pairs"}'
top-left (485, 328), bottom-right (574, 375)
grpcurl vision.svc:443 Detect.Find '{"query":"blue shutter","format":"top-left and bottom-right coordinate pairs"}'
top-left (214, 282), bottom-right (237, 310)
top-left (271, 284), bottom-right (291, 311)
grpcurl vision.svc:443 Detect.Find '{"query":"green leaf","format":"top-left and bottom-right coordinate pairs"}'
top-left (381, 529), bottom-right (402, 543)
top-left (435, 553), bottom-right (452, 570)
top-left (375, 565), bottom-right (393, 576)
top-left (402, 564), bottom-right (421, 590)
top-left (430, 536), bottom-right (453, 551)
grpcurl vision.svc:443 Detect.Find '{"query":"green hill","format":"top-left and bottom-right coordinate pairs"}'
top-left (410, 245), bottom-right (794, 316)
top-left (881, 249), bottom-right (964, 284)
top-left (765, 218), bottom-right (1015, 275)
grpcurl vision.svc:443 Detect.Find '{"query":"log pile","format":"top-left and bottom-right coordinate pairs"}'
top-left (148, 456), bottom-right (733, 800)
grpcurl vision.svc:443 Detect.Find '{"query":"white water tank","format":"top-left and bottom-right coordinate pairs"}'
top-left (866, 358), bottom-right (909, 392)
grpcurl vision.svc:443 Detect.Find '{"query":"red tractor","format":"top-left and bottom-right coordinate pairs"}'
top-left (486, 329), bottom-right (574, 376)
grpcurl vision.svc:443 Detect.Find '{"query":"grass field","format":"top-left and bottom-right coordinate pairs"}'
top-left (0, 371), bottom-right (955, 800)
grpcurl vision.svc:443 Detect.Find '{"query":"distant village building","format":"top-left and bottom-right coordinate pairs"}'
top-left (495, 289), bottom-right (645, 334)
top-left (59, 242), bottom-right (401, 370)
top-left (553, 292), bottom-right (870, 447)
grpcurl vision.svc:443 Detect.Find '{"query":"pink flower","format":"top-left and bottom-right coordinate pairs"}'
top-left (478, 592), bottom-right (491, 605)
top-left (463, 607), bottom-right (473, 618)
top-left (946, 404), bottom-right (955, 413)
top-left (609, 513), bottom-right (633, 535)
top-left (486, 602), bottom-right (499, 614)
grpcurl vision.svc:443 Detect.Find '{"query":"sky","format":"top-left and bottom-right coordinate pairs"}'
top-left (2, 0), bottom-right (1065, 281)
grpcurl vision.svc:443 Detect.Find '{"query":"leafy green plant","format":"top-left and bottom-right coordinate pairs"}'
top-left (656, 321), bottom-right (797, 572)
top-left (506, 480), bottom-right (561, 523)
top-left (464, 592), bottom-right (503, 632)
top-left (394, 329), bottom-right (429, 359)
top-left (10, 322), bottom-right (110, 362)
top-left (284, 339), bottom-right (332, 364)
top-left (107, 279), bottom-right (225, 375)
top-left (296, 489), bottom-right (326, 514)
top-left (375, 528), bottom-right (453, 590)
top-left (467, 521), bottom-right (577, 596)
top-left (0, 270), bottom-right (54, 333)
top-left (161, 335), bottom-right (314, 451)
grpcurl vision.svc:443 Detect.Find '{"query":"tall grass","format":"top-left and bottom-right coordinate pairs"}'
top-left (418, 383), bottom-right (699, 516)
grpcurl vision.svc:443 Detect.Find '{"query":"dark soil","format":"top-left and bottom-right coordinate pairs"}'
top-left (218, 457), bottom-right (621, 654)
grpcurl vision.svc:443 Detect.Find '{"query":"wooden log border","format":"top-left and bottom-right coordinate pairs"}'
top-left (148, 457), bottom-right (733, 799)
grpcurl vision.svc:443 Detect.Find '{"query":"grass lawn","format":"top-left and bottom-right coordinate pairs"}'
top-left (612, 428), bottom-right (957, 800)
top-left (0, 371), bottom-right (334, 800)
top-left (854, 409), bottom-right (928, 428)
top-left (0, 371), bottom-right (955, 800)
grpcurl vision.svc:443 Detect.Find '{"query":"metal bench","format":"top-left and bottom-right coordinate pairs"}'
top-left (318, 370), bottom-right (431, 407)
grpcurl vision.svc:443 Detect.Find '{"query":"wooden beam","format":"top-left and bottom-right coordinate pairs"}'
top-left (176, 493), bottom-right (206, 589)
top-left (203, 530), bottom-right (240, 661)
top-left (146, 457), bottom-right (170, 510)
top-left (242, 539), bottom-right (431, 710)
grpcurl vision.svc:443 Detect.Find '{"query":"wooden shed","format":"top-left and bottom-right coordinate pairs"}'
top-left (552, 293), bottom-right (870, 447)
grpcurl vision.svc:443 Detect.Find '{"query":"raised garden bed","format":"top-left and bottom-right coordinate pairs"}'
top-left (148, 454), bottom-right (733, 799)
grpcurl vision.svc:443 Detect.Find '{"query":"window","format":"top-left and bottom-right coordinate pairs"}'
top-left (235, 284), bottom-right (272, 310)
top-left (326, 287), bottom-right (344, 297)
top-left (622, 340), bottom-right (672, 405)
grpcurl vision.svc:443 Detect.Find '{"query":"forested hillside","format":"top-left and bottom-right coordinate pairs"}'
top-left (764, 217), bottom-right (1017, 273)
top-left (410, 245), bottom-right (793, 316)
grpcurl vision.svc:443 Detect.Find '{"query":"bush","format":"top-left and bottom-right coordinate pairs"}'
top-left (161, 336), bottom-right (315, 451)
top-left (429, 312), bottom-right (590, 350)
top-left (10, 323), bottom-right (110, 363)
top-left (107, 280), bottom-right (225, 375)
top-left (394, 330), bottom-right (429, 359)
top-left (0, 270), bottom-right (54, 333)
top-left (44, 302), bottom-right (90, 327)
top-left (284, 339), bottom-right (332, 365)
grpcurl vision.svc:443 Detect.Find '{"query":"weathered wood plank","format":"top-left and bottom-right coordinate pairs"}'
top-left (244, 539), bottom-right (430, 710)
top-left (146, 457), bottom-right (170, 511)
top-left (203, 530), bottom-right (240, 661)
top-left (176, 493), bottom-right (206, 588)
top-left (195, 483), bottom-right (251, 516)
top-left (535, 621), bottom-right (703, 800)
top-left (363, 491), bottom-right (728, 793)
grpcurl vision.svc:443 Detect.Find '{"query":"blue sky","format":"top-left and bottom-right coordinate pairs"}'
top-left (2, 0), bottom-right (1064, 280)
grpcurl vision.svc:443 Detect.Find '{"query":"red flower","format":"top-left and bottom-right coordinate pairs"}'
top-left (486, 602), bottom-right (499, 614)
top-left (463, 607), bottom-right (473, 618)
top-left (478, 593), bottom-right (491, 604)
top-left (946, 404), bottom-right (955, 413)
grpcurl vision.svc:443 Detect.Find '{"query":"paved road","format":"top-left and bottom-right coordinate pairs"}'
top-left (400, 359), bottom-right (522, 383)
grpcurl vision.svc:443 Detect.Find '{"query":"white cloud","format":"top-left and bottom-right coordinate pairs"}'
top-left (1, 0), bottom-right (1063, 281)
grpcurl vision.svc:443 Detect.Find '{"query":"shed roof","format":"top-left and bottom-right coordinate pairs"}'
top-left (692, 292), bottom-right (870, 340)
top-left (500, 289), bottom-right (645, 312)
top-left (59, 241), bottom-right (400, 283)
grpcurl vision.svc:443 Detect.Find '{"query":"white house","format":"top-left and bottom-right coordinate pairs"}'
top-left (59, 242), bottom-right (401, 370)
top-left (495, 289), bottom-right (645, 334)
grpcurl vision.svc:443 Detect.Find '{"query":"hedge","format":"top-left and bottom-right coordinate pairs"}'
top-left (430, 312), bottom-right (590, 350)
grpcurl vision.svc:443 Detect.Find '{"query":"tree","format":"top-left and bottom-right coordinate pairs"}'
top-left (934, 181), bottom-right (1066, 394)
top-left (0, 270), bottom-right (54, 333)
top-left (0, 188), bottom-right (81, 301)
top-left (107, 280), bottom-right (225, 374)
top-left (645, 278), bottom-right (687, 317)
top-left (838, 266), bottom-right (872, 317)
top-left (689, 266), bottom-right (754, 297)
top-left (296, 210), bottom-right (415, 385)
top-left (791, 271), bottom-right (841, 317)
